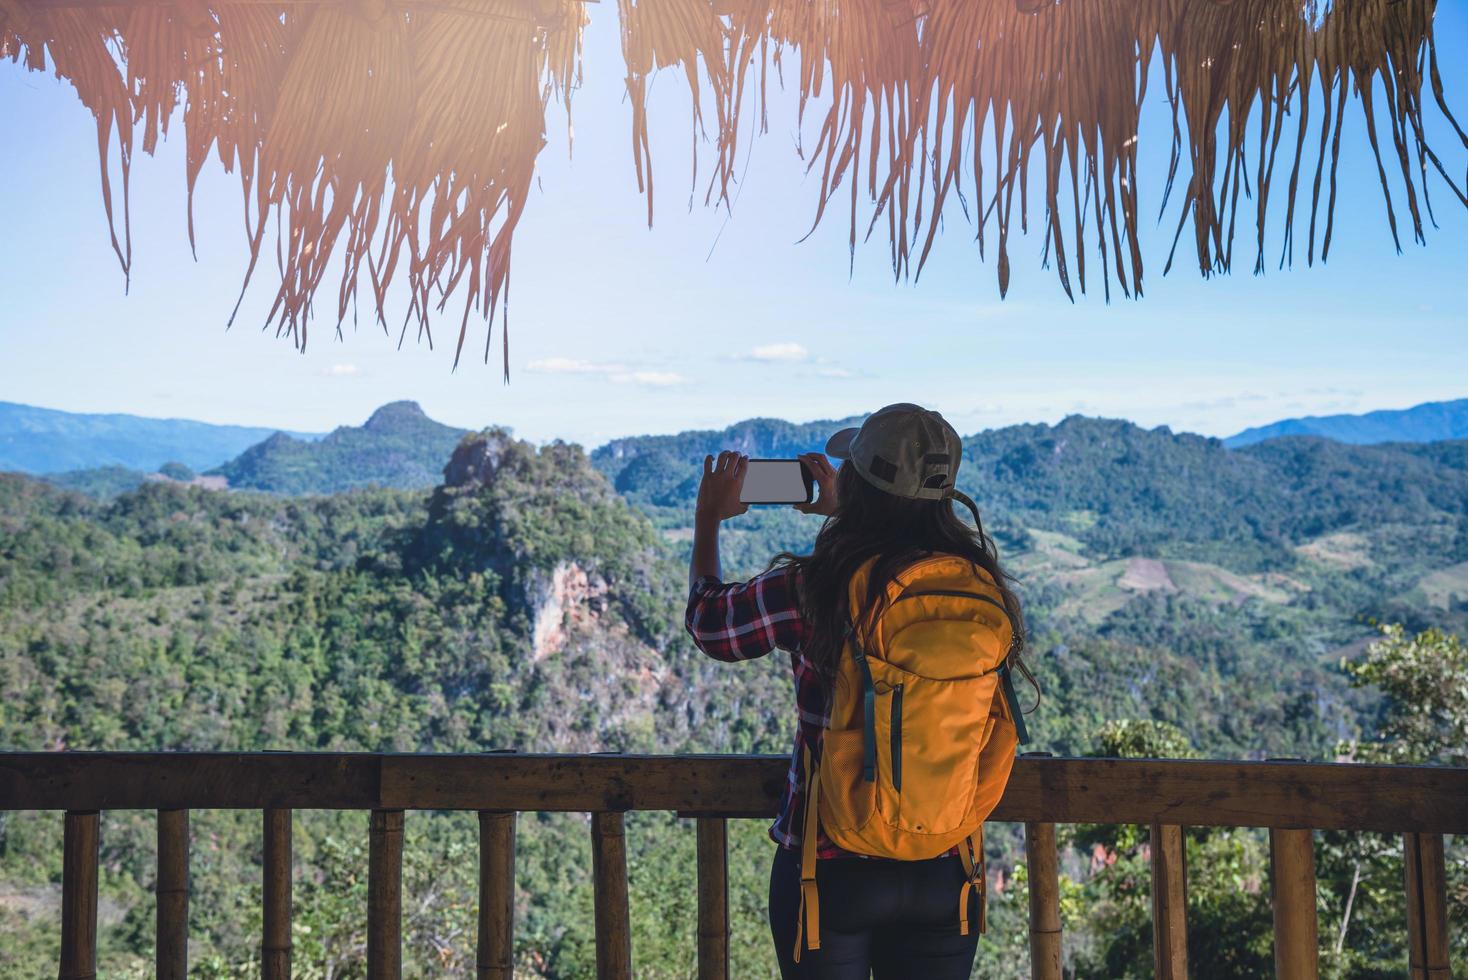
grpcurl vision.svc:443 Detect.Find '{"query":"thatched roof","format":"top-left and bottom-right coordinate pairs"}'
top-left (2, 0), bottom-right (1463, 370)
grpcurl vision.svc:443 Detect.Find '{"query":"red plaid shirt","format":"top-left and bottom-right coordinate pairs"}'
top-left (685, 565), bottom-right (858, 857)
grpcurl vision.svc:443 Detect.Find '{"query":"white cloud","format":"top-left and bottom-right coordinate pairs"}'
top-left (814, 366), bottom-right (854, 378)
top-left (612, 370), bottom-right (687, 387)
top-left (746, 342), bottom-right (809, 362)
top-left (525, 357), bottom-right (684, 387)
top-left (321, 363), bottom-right (361, 377)
top-left (525, 357), bottom-right (626, 375)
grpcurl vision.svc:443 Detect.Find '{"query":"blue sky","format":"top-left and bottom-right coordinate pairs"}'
top-left (1, 6), bottom-right (1465, 446)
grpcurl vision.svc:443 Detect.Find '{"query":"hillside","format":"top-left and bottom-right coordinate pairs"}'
top-left (209, 401), bottom-right (469, 494)
top-left (0, 440), bottom-right (714, 755)
top-left (1225, 397), bottom-right (1468, 447)
top-left (0, 400), bottom-right (319, 474)
top-left (39, 463), bottom-right (151, 498)
top-left (39, 461), bottom-right (230, 499)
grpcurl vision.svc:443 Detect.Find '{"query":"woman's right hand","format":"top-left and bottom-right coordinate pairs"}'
top-left (795, 452), bottom-right (840, 517)
top-left (696, 451), bottom-right (749, 524)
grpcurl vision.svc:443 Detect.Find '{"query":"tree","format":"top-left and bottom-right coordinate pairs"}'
top-left (1093, 719), bottom-right (1197, 761)
top-left (1320, 624), bottom-right (1468, 976)
top-left (1340, 623), bottom-right (1468, 767)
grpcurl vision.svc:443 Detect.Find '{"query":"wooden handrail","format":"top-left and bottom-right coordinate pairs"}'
top-left (3, 753), bottom-right (1466, 831)
top-left (3, 753), bottom-right (1463, 980)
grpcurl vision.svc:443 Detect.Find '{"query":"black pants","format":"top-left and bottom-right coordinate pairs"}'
top-left (768, 846), bottom-right (981, 979)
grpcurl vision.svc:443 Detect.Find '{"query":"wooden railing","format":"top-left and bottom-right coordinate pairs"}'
top-left (2, 752), bottom-right (1463, 979)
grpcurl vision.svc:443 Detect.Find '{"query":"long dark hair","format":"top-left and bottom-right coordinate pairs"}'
top-left (773, 463), bottom-right (1027, 683)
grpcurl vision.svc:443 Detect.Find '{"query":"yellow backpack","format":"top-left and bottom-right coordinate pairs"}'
top-left (794, 554), bottom-right (1029, 960)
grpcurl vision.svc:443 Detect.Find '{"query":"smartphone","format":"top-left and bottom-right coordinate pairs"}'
top-left (739, 459), bottom-right (814, 505)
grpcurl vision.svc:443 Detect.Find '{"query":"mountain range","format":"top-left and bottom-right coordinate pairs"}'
top-left (1223, 397), bottom-right (1468, 447)
top-left (12, 396), bottom-right (1467, 680)
top-left (3, 397), bottom-right (1467, 490)
top-left (0, 400), bottom-right (321, 474)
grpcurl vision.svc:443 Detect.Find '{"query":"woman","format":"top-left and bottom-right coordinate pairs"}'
top-left (686, 403), bottom-right (1027, 980)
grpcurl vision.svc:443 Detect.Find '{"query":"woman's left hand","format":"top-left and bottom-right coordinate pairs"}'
top-left (795, 453), bottom-right (840, 517)
top-left (696, 451), bottom-right (750, 524)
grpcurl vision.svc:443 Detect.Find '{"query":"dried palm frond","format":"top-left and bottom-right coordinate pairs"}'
top-left (384, 2), bottom-right (544, 369)
top-left (187, 5), bottom-right (302, 260)
top-left (7, 6), bottom-right (136, 283)
top-left (626, 0), bottom-right (1464, 301)
top-left (1, 0), bottom-right (1463, 367)
top-left (618, 0), bottom-right (734, 221)
top-left (252, 6), bottom-right (417, 348)
top-left (2, 0), bottom-right (589, 372)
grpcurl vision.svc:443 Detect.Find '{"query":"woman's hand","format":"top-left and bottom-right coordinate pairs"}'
top-left (794, 452), bottom-right (840, 517)
top-left (691, 452), bottom-right (746, 587)
top-left (696, 451), bottom-right (750, 525)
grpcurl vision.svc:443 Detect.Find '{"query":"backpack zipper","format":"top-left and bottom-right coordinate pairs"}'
top-left (890, 683), bottom-right (904, 793)
top-left (892, 589), bottom-right (1010, 621)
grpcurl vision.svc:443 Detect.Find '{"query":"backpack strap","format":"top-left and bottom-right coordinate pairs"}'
top-left (999, 662), bottom-right (1030, 745)
top-left (793, 744), bottom-right (823, 961)
top-left (957, 827), bottom-right (988, 936)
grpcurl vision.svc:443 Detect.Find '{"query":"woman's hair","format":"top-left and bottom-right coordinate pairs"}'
top-left (772, 463), bottom-right (1026, 684)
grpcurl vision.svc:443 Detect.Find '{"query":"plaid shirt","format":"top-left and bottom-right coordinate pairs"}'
top-left (685, 564), bottom-right (858, 857)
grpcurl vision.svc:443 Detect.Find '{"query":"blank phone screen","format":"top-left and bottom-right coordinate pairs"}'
top-left (740, 460), bottom-right (809, 504)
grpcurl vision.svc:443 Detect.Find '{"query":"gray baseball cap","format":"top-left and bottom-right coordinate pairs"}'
top-left (824, 403), bottom-right (963, 501)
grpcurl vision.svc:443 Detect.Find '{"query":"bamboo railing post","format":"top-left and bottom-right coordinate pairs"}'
top-left (156, 809), bottom-right (189, 980)
top-left (1269, 828), bottom-right (1319, 980)
top-left (59, 810), bottom-right (100, 980)
top-left (369, 810), bottom-right (404, 980)
top-left (695, 817), bottom-right (730, 980)
top-left (476, 811), bottom-right (516, 980)
top-left (1149, 823), bottom-right (1189, 980)
top-left (1025, 821), bottom-right (1062, 980)
top-left (1404, 832), bottom-right (1451, 980)
top-left (263, 808), bottom-right (292, 980)
top-left (591, 811), bottom-right (633, 980)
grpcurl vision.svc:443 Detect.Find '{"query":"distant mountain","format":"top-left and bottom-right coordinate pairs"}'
top-left (595, 413), bottom-right (1468, 576)
top-left (0, 401), bottom-right (320, 474)
top-left (594, 415), bottom-right (862, 507)
top-left (1224, 397), bottom-right (1468, 447)
top-left (210, 401), bottom-right (470, 494)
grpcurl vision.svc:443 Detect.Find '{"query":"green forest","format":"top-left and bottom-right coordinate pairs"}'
top-left (2, 407), bottom-right (1465, 977)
